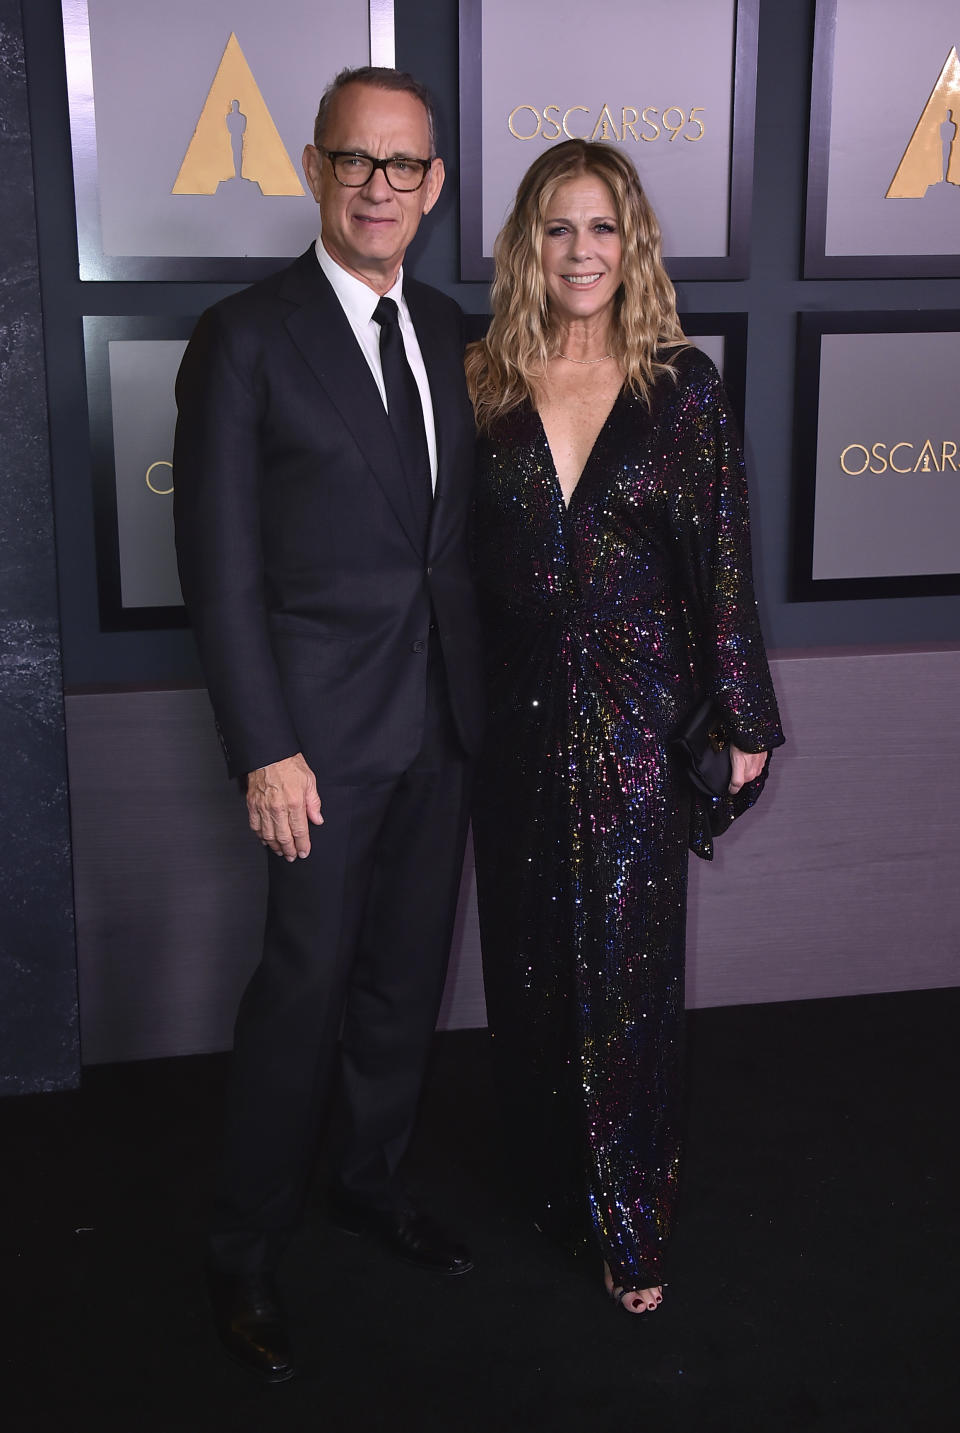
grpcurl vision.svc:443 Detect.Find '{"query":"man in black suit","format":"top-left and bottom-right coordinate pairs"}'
top-left (173, 67), bottom-right (483, 1382)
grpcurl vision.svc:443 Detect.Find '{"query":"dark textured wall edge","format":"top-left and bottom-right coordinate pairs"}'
top-left (0, 0), bottom-right (80, 1094)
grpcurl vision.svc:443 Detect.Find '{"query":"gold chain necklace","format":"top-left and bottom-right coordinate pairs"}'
top-left (554, 351), bottom-right (612, 365)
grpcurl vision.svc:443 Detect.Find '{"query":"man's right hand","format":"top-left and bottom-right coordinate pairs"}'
top-left (246, 753), bottom-right (323, 861)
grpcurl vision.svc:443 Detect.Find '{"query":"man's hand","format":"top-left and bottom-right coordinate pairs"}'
top-left (728, 746), bottom-right (768, 795)
top-left (246, 753), bottom-right (323, 861)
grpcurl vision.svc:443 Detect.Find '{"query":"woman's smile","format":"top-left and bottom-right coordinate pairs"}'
top-left (541, 175), bottom-right (623, 324)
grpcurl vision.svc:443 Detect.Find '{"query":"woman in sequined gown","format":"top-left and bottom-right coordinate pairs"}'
top-left (467, 141), bottom-right (784, 1314)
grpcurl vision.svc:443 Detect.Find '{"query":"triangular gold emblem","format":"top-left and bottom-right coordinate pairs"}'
top-left (172, 33), bottom-right (305, 197)
top-left (886, 46), bottom-right (960, 198)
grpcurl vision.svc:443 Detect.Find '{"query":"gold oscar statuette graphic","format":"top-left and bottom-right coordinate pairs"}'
top-left (172, 32), bottom-right (304, 197)
top-left (886, 46), bottom-right (960, 198)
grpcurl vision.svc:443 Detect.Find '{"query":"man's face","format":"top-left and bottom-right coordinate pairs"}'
top-left (303, 83), bottom-right (444, 292)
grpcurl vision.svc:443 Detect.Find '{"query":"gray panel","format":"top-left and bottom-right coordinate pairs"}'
top-left (109, 339), bottom-right (186, 608)
top-left (437, 833), bottom-right (487, 1031)
top-left (67, 690), bottom-right (264, 1064)
top-left (812, 331), bottom-right (960, 580)
top-left (479, 0), bottom-right (736, 258)
top-left (825, 0), bottom-right (960, 257)
top-left (74, 0), bottom-right (369, 260)
top-left (67, 648), bottom-right (960, 1063)
top-left (686, 647), bottom-right (960, 1007)
top-left (0, 0), bottom-right (80, 1096)
top-left (687, 334), bottom-right (725, 372)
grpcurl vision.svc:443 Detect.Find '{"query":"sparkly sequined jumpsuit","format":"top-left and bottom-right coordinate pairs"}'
top-left (472, 348), bottom-right (784, 1291)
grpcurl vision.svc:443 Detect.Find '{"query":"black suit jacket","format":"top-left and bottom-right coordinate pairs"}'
top-left (173, 248), bottom-right (483, 782)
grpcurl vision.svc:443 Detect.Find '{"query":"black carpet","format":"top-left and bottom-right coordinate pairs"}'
top-left (2, 989), bottom-right (958, 1432)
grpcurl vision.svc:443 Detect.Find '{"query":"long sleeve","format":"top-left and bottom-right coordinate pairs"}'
top-left (173, 306), bottom-right (300, 777)
top-left (667, 353), bottom-right (784, 853)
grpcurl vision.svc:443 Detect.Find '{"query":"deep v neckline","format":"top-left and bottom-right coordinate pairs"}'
top-left (536, 387), bottom-right (624, 513)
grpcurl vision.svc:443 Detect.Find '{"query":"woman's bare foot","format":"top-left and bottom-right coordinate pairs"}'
top-left (603, 1262), bottom-right (663, 1314)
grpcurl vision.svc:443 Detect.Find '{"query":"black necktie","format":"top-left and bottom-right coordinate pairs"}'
top-left (373, 297), bottom-right (433, 540)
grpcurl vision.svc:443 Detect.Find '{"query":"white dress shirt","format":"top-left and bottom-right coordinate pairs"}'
top-left (315, 237), bottom-right (438, 490)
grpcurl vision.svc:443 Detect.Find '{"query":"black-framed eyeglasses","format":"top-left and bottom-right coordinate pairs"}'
top-left (321, 149), bottom-right (433, 192)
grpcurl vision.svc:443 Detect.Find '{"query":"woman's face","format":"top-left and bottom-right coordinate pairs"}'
top-left (540, 174), bottom-right (623, 328)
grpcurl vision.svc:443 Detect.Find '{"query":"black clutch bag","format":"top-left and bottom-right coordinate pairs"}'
top-left (671, 696), bottom-right (732, 799)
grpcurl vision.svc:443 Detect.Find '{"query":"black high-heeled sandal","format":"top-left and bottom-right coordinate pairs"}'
top-left (605, 1275), bottom-right (664, 1313)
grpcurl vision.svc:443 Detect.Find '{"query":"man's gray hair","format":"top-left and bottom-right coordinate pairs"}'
top-left (313, 66), bottom-right (438, 156)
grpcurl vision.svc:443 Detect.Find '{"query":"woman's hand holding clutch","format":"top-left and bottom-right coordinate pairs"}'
top-left (728, 746), bottom-right (767, 795)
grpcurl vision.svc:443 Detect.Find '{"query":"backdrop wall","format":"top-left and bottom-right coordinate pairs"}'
top-left (11, 0), bottom-right (960, 1067)
top-left (66, 649), bottom-right (960, 1062)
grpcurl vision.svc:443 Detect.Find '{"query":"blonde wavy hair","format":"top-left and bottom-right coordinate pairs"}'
top-left (466, 139), bottom-right (687, 431)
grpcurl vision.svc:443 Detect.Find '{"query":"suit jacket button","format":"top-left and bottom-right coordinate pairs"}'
top-left (412, 639), bottom-right (426, 654)
top-left (426, 565), bottom-right (433, 576)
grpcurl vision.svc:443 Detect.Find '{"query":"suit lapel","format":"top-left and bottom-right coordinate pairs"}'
top-left (279, 251), bottom-right (424, 555)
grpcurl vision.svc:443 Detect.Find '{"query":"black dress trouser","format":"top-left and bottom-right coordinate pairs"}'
top-left (209, 645), bottom-right (471, 1275)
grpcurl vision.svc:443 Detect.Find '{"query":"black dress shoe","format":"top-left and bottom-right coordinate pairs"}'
top-left (328, 1198), bottom-right (474, 1276)
top-left (206, 1267), bottom-right (295, 1382)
